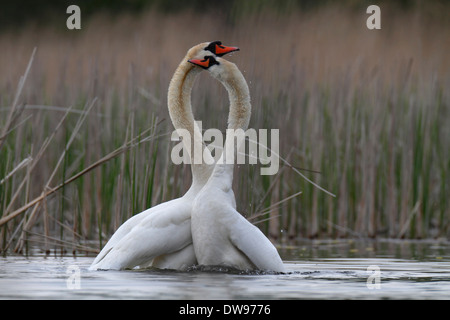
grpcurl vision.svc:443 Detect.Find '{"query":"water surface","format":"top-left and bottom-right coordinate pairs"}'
top-left (1, 240), bottom-right (449, 299)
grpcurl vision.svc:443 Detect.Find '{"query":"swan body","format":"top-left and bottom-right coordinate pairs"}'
top-left (90, 198), bottom-right (193, 270)
top-left (89, 42), bottom-right (239, 271)
top-left (189, 57), bottom-right (285, 273)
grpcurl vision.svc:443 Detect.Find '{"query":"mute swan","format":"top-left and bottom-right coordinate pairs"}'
top-left (89, 41), bottom-right (239, 271)
top-left (189, 56), bottom-right (286, 273)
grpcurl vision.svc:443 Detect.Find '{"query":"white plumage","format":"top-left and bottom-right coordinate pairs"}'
top-left (89, 42), bottom-right (238, 270)
top-left (90, 44), bottom-right (285, 273)
top-left (190, 57), bottom-right (285, 273)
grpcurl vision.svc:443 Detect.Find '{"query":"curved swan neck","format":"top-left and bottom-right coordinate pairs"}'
top-left (213, 64), bottom-right (252, 183)
top-left (167, 60), bottom-right (200, 135)
top-left (224, 70), bottom-right (251, 132)
top-left (167, 57), bottom-right (214, 188)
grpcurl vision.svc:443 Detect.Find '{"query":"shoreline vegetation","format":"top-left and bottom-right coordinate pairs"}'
top-left (0, 2), bottom-right (449, 255)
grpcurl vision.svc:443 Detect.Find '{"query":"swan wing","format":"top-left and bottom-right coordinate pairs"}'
top-left (229, 211), bottom-right (285, 272)
top-left (89, 199), bottom-right (193, 270)
top-left (151, 243), bottom-right (196, 270)
top-left (90, 199), bottom-right (178, 266)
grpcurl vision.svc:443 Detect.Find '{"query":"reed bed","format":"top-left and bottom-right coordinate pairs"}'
top-left (0, 4), bottom-right (449, 254)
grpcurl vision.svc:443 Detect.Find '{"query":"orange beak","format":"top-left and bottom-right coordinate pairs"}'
top-left (188, 58), bottom-right (210, 69)
top-left (215, 44), bottom-right (239, 56)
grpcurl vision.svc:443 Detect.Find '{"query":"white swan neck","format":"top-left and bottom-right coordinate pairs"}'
top-left (214, 65), bottom-right (252, 184)
top-left (167, 59), bottom-right (214, 186)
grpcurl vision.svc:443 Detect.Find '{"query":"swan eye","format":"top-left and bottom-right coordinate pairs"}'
top-left (204, 41), bottom-right (221, 53)
top-left (188, 56), bottom-right (219, 69)
top-left (204, 41), bottom-right (239, 57)
top-left (209, 57), bottom-right (220, 67)
top-left (205, 56), bottom-right (220, 67)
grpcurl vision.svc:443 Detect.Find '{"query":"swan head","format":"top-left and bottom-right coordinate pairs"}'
top-left (186, 41), bottom-right (239, 61)
top-left (203, 41), bottom-right (240, 57)
top-left (188, 56), bottom-right (239, 82)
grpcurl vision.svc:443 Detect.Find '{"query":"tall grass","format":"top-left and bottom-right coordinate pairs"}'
top-left (0, 4), bottom-right (449, 254)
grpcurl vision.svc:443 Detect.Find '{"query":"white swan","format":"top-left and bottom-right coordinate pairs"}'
top-left (189, 56), bottom-right (286, 273)
top-left (89, 42), bottom-right (239, 271)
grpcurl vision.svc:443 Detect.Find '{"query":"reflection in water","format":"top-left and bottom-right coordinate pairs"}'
top-left (279, 239), bottom-right (450, 261)
top-left (0, 240), bottom-right (449, 299)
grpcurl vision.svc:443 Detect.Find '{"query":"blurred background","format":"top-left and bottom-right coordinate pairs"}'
top-left (0, 0), bottom-right (449, 254)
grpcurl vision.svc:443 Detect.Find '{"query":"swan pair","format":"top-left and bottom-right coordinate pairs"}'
top-left (89, 41), bottom-right (285, 273)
